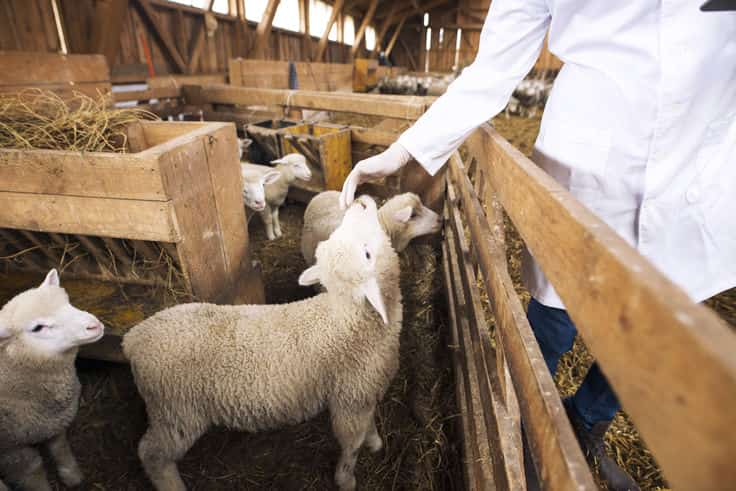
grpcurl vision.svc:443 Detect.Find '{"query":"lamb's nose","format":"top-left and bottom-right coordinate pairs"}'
top-left (87, 321), bottom-right (102, 331)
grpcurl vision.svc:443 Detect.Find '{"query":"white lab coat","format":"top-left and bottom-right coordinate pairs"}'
top-left (398, 0), bottom-right (736, 308)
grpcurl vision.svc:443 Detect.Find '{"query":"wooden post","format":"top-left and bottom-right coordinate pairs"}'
top-left (384, 14), bottom-right (407, 58)
top-left (299, 0), bottom-right (311, 60)
top-left (315, 0), bottom-right (344, 61)
top-left (350, 0), bottom-right (378, 59)
top-left (133, 0), bottom-right (188, 73)
top-left (187, 0), bottom-right (216, 74)
top-left (252, 0), bottom-right (281, 59)
top-left (90, 0), bottom-right (129, 67)
top-left (370, 2), bottom-right (396, 59)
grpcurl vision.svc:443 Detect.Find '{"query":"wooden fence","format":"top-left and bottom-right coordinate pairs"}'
top-left (446, 124), bottom-right (736, 489)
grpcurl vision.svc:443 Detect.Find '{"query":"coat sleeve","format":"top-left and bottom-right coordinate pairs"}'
top-left (397, 0), bottom-right (551, 175)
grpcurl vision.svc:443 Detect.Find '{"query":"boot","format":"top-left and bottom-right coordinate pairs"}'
top-left (563, 398), bottom-right (641, 491)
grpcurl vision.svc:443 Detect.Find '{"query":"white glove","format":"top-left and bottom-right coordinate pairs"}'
top-left (339, 142), bottom-right (413, 209)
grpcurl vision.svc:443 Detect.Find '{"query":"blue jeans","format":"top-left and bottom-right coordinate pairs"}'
top-left (527, 298), bottom-right (620, 430)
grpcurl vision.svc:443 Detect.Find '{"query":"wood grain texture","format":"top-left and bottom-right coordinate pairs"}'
top-left (466, 125), bottom-right (736, 490)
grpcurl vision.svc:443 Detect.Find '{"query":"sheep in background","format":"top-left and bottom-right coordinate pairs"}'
top-left (0, 270), bottom-right (104, 491)
top-left (237, 137), bottom-right (252, 161)
top-left (242, 153), bottom-right (312, 240)
top-left (240, 165), bottom-right (281, 214)
top-left (123, 196), bottom-right (402, 491)
top-left (301, 190), bottom-right (442, 265)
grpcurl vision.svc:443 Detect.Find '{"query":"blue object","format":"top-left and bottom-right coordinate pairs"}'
top-left (288, 61), bottom-right (298, 90)
top-left (526, 298), bottom-right (620, 430)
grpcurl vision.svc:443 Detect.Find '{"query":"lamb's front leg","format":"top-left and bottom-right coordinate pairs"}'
top-left (330, 406), bottom-right (374, 491)
top-left (45, 431), bottom-right (83, 487)
top-left (260, 208), bottom-right (276, 240)
top-left (364, 415), bottom-right (383, 452)
top-left (0, 446), bottom-right (51, 491)
top-left (272, 207), bottom-right (283, 238)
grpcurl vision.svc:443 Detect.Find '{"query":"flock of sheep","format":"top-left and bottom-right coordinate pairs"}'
top-left (0, 141), bottom-right (442, 491)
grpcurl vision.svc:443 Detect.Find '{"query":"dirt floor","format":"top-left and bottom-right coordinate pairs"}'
top-left (490, 113), bottom-right (736, 490)
top-left (0, 202), bottom-right (459, 490)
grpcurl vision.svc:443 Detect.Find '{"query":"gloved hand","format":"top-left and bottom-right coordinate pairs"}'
top-left (339, 142), bottom-right (413, 209)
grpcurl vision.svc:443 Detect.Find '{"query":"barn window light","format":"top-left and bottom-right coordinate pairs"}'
top-left (439, 27), bottom-right (444, 44)
top-left (454, 28), bottom-right (462, 68)
top-left (273, 0), bottom-right (300, 31)
top-left (168, 0), bottom-right (228, 14)
top-left (343, 16), bottom-right (356, 46)
top-left (425, 27), bottom-right (432, 50)
top-left (310, 0), bottom-right (338, 41)
top-left (365, 26), bottom-right (376, 51)
top-left (423, 12), bottom-right (429, 27)
top-left (245, 0), bottom-right (268, 21)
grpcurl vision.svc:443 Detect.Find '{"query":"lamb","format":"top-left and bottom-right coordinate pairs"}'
top-left (301, 190), bottom-right (442, 265)
top-left (123, 195), bottom-right (402, 491)
top-left (241, 153), bottom-right (312, 240)
top-left (0, 270), bottom-right (104, 491)
top-left (240, 165), bottom-right (281, 212)
top-left (237, 137), bottom-right (252, 161)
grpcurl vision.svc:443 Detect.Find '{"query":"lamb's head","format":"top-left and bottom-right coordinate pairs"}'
top-left (0, 269), bottom-right (104, 358)
top-left (379, 193), bottom-right (442, 252)
top-left (241, 166), bottom-right (281, 211)
top-left (271, 153), bottom-right (312, 181)
top-left (299, 195), bottom-right (390, 324)
top-left (238, 138), bottom-right (252, 161)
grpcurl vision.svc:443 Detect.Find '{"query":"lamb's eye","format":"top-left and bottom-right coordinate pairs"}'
top-left (31, 324), bottom-right (46, 333)
top-left (365, 250), bottom-right (371, 260)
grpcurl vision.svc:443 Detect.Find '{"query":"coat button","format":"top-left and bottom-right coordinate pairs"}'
top-left (686, 188), bottom-right (700, 204)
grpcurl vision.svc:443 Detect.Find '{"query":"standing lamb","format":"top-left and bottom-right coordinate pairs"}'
top-left (240, 165), bottom-right (281, 212)
top-left (241, 153), bottom-right (312, 240)
top-left (123, 196), bottom-right (401, 491)
top-left (301, 190), bottom-right (442, 265)
top-left (0, 270), bottom-right (104, 491)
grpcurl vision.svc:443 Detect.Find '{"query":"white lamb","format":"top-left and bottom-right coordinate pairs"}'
top-left (241, 153), bottom-right (312, 240)
top-left (123, 196), bottom-right (401, 491)
top-left (240, 165), bottom-right (281, 212)
top-left (301, 190), bottom-right (442, 265)
top-left (0, 270), bottom-right (104, 491)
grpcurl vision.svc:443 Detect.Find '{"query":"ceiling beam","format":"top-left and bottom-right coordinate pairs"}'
top-left (133, 0), bottom-right (188, 73)
top-left (251, 0), bottom-right (281, 59)
top-left (299, 0), bottom-right (312, 60)
top-left (384, 14), bottom-right (407, 57)
top-left (315, 0), bottom-right (344, 61)
top-left (370, 1), bottom-right (397, 58)
top-left (350, 0), bottom-right (378, 57)
top-left (187, 0), bottom-right (215, 74)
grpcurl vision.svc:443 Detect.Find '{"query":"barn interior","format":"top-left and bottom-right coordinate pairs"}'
top-left (0, 1), bottom-right (734, 490)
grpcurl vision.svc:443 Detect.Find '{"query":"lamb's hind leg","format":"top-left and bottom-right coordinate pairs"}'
top-left (45, 430), bottom-right (83, 487)
top-left (138, 421), bottom-right (204, 491)
top-left (272, 207), bottom-right (283, 238)
top-left (330, 406), bottom-right (374, 491)
top-left (260, 208), bottom-right (276, 240)
top-left (0, 446), bottom-right (51, 491)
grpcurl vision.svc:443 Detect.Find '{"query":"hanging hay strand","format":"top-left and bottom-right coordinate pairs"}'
top-left (0, 88), bottom-right (158, 153)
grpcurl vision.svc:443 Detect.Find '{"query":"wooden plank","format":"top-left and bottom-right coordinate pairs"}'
top-left (90, 0), bottom-right (130, 67)
top-left (295, 61), bottom-right (353, 91)
top-left (251, 0), bottom-right (281, 59)
top-left (227, 59), bottom-right (290, 88)
top-left (158, 137), bottom-right (228, 302)
top-left (448, 150), bottom-right (596, 491)
top-left (0, 150), bottom-right (166, 200)
top-left (147, 73), bottom-right (225, 89)
top-left (185, 84), bottom-right (429, 119)
top-left (350, 126), bottom-right (396, 146)
top-left (351, 0), bottom-right (378, 57)
top-left (315, 0), bottom-right (344, 61)
top-left (384, 15), bottom-right (407, 58)
top-left (446, 179), bottom-right (525, 490)
top-left (0, 52), bottom-right (110, 85)
top-left (132, 0), bottom-right (188, 73)
top-left (187, 0), bottom-right (215, 75)
top-left (467, 125), bottom-right (736, 490)
top-left (0, 192), bottom-right (179, 242)
top-left (0, 83), bottom-right (112, 100)
top-left (299, 0), bottom-right (311, 60)
top-left (318, 128), bottom-right (351, 190)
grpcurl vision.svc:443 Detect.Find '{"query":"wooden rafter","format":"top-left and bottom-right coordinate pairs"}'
top-left (375, 0), bottom-right (451, 22)
top-left (384, 14), bottom-right (407, 57)
top-left (399, 37), bottom-right (418, 71)
top-left (252, 0), bottom-right (281, 59)
top-left (350, 0), bottom-right (378, 57)
top-left (299, 0), bottom-right (311, 60)
top-left (315, 0), bottom-right (345, 61)
top-left (91, 0), bottom-right (129, 66)
top-left (133, 0), bottom-right (188, 73)
top-left (187, 0), bottom-right (216, 74)
top-left (370, 1), bottom-right (397, 58)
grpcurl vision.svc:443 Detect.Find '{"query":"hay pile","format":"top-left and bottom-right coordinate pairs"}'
top-left (0, 89), bottom-right (156, 153)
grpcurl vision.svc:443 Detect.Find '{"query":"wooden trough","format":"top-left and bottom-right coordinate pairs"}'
top-left (0, 120), bottom-right (264, 361)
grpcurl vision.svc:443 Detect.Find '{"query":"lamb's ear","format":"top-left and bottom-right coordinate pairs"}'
top-left (270, 157), bottom-right (288, 165)
top-left (240, 138), bottom-right (252, 148)
top-left (41, 269), bottom-right (60, 288)
top-left (393, 206), bottom-right (413, 223)
top-left (261, 170), bottom-right (281, 185)
top-left (298, 266), bottom-right (321, 286)
top-left (361, 277), bottom-right (388, 325)
top-left (0, 325), bottom-right (10, 342)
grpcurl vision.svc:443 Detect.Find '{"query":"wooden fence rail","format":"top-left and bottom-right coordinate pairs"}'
top-left (448, 124), bottom-right (736, 490)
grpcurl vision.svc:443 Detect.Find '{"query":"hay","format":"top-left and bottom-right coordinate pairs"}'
top-left (0, 89), bottom-right (157, 153)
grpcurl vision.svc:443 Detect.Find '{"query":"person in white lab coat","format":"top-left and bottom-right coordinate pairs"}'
top-left (340, 1), bottom-right (736, 489)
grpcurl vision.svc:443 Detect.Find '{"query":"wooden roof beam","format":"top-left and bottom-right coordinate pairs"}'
top-left (370, 1), bottom-right (397, 58)
top-left (251, 0), bottom-right (281, 59)
top-left (187, 0), bottom-right (216, 74)
top-left (384, 14), bottom-right (407, 57)
top-left (315, 0), bottom-right (345, 61)
top-left (133, 0), bottom-right (188, 73)
top-left (91, 0), bottom-right (129, 67)
top-left (350, 0), bottom-right (379, 57)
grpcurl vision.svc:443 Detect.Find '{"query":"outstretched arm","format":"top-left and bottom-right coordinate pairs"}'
top-left (341, 0), bottom-right (551, 208)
